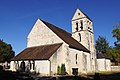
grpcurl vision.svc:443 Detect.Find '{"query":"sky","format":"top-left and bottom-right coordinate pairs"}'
top-left (0, 0), bottom-right (120, 55)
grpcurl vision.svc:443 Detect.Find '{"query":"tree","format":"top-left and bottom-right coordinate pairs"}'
top-left (112, 27), bottom-right (120, 49)
top-left (105, 47), bottom-right (120, 63)
top-left (61, 64), bottom-right (66, 75)
top-left (95, 36), bottom-right (109, 54)
top-left (111, 23), bottom-right (120, 64)
top-left (0, 40), bottom-right (15, 62)
top-left (57, 66), bottom-right (61, 75)
top-left (57, 64), bottom-right (66, 75)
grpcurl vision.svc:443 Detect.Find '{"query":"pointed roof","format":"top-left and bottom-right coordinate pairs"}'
top-left (11, 43), bottom-right (62, 60)
top-left (72, 8), bottom-right (92, 22)
top-left (41, 19), bottom-right (90, 53)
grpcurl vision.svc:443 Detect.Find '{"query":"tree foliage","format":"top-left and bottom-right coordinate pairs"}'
top-left (57, 66), bottom-right (61, 75)
top-left (111, 24), bottom-right (120, 64)
top-left (95, 22), bottom-right (120, 64)
top-left (61, 64), bottom-right (66, 75)
top-left (57, 64), bottom-right (66, 75)
top-left (0, 40), bottom-right (15, 62)
top-left (95, 36), bottom-right (109, 54)
top-left (112, 27), bottom-right (120, 49)
top-left (105, 48), bottom-right (120, 63)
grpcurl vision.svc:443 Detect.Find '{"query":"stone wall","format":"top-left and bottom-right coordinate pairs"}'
top-left (27, 19), bottom-right (63, 47)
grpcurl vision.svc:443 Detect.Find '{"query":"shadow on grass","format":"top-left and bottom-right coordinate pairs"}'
top-left (59, 76), bottom-right (92, 80)
top-left (88, 72), bottom-right (120, 80)
top-left (100, 72), bottom-right (120, 80)
top-left (3, 70), bottom-right (120, 80)
top-left (0, 70), bottom-right (93, 80)
top-left (0, 70), bottom-right (34, 80)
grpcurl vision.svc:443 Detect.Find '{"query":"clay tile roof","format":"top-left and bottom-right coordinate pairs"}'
top-left (11, 43), bottom-right (62, 61)
top-left (41, 19), bottom-right (90, 53)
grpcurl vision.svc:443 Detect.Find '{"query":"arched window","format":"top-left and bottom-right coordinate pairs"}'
top-left (76, 22), bottom-right (78, 31)
top-left (80, 21), bottom-right (83, 30)
top-left (79, 33), bottom-right (81, 42)
top-left (76, 54), bottom-right (78, 64)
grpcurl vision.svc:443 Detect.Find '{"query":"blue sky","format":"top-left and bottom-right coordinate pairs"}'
top-left (0, 0), bottom-right (120, 54)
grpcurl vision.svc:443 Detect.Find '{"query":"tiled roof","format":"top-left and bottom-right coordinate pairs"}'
top-left (12, 19), bottom-right (90, 61)
top-left (11, 43), bottom-right (62, 60)
top-left (41, 20), bottom-right (90, 53)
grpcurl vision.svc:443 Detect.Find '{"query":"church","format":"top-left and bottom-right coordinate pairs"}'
top-left (10, 8), bottom-right (97, 75)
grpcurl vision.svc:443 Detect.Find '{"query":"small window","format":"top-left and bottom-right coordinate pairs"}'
top-left (89, 22), bottom-right (91, 24)
top-left (32, 60), bottom-right (35, 70)
top-left (79, 33), bottom-right (81, 42)
top-left (78, 13), bottom-right (80, 15)
top-left (76, 54), bottom-right (78, 64)
top-left (87, 21), bottom-right (89, 23)
top-left (80, 21), bottom-right (83, 30)
top-left (76, 22), bottom-right (78, 31)
top-left (28, 61), bottom-right (31, 70)
top-left (88, 27), bottom-right (92, 30)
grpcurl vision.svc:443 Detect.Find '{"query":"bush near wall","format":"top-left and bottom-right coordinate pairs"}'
top-left (57, 64), bottom-right (66, 75)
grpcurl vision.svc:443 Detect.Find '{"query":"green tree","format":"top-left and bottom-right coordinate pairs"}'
top-left (61, 64), bottom-right (66, 75)
top-left (57, 64), bottom-right (66, 75)
top-left (105, 48), bottom-right (120, 63)
top-left (112, 27), bottom-right (120, 49)
top-left (57, 66), bottom-right (61, 75)
top-left (95, 36), bottom-right (109, 54)
top-left (0, 40), bottom-right (15, 62)
top-left (111, 24), bottom-right (120, 64)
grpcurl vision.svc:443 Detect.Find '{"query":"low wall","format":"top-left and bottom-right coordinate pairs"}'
top-left (111, 66), bottom-right (120, 71)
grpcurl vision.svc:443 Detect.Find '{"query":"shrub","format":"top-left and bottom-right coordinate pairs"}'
top-left (61, 64), bottom-right (66, 75)
top-left (57, 64), bottom-right (66, 75)
top-left (57, 66), bottom-right (61, 75)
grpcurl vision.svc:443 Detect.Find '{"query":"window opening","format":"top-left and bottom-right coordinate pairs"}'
top-left (79, 33), bottom-right (81, 42)
top-left (76, 54), bottom-right (78, 64)
top-left (76, 22), bottom-right (78, 31)
top-left (80, 21), bottom-right (83, 30)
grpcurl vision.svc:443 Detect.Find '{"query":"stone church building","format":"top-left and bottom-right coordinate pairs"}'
top-left (10, 8), bottom-right (97, 75)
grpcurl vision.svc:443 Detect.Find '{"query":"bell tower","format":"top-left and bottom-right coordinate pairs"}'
top-left (72, 8), bottom-right (96, 71)
top-left (72, 8), bottom-right (94, 51)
